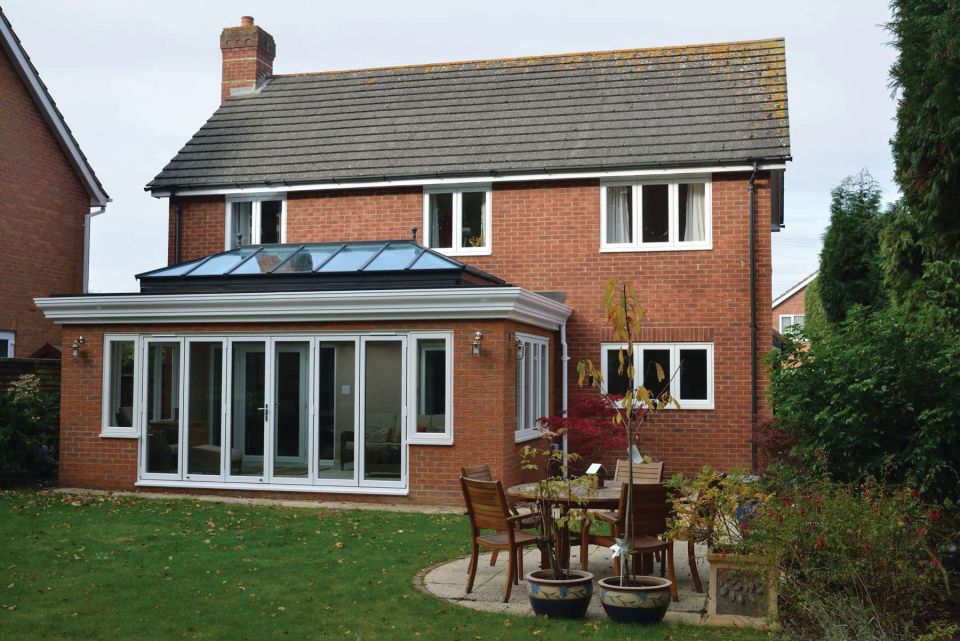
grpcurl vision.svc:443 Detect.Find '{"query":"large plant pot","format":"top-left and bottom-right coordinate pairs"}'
top-left (706, 551), bottom-right (777, 628)
top-left (525, 569), bottom-right (594, 619)
top-left (597, 575), bottom-right (672, 624)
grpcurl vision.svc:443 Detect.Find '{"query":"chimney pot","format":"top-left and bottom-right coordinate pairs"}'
top-left (240, 16), bottom-right (254, 27)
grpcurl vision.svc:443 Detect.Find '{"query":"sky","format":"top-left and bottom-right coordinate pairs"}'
top-left (4, 0), bottom-right (899, 297)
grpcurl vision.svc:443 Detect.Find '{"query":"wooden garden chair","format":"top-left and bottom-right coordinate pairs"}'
top-left (613, 460), bottom-right (664, 483)
top-left (460, 477), bottom-right (539, 602)
top-left (579, 482), bottom-right (679, 602)
top-left (460, 465), bottom-right (537, 568)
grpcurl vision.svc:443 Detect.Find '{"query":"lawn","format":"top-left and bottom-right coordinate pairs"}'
top-left (0, 491), bottom-right (773, 641)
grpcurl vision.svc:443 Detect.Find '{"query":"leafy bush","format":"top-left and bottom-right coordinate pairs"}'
top-left (0, 374), bottom-right (59, 485)
top-left (539, 393), bottom-right (625, 464)
top-left (744, 479), bottom-right (957, 640)
top-left (768, 305), bottom-right (960, 502)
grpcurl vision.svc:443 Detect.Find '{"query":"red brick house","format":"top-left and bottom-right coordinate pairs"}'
top-left (772, 271), bottom-right (816, 334)
top-left (37, 17), bottom-right (790, 505)
top-left (0, 8), bottom-right (109, 359)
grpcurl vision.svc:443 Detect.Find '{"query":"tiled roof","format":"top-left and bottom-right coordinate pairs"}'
top-left (148, 38), bottom-right (790, 192)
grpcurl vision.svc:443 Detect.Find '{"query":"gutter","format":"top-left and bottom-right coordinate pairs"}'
top-left (81, 205), bottom-right (105, 294)
top-left (173, 199), bottom-right (182, 265)
top-left (560, 318), bottom-right (570, 477)
top-left (748, 161), bottom-right (759, 471)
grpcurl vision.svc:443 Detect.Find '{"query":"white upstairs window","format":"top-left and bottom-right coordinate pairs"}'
top-left (423, 187), bottom-right (492, 255)
top-left (601, 179), bottom-right (711, 251)
top-left (225, 195), bottom-right (286, 248)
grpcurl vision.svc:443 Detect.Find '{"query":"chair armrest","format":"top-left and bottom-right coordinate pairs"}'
top-left (595, 510), bottom-right (620, 525)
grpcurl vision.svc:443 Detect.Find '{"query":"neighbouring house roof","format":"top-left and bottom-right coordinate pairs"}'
top-left (136, 240), bottom-right (506, 293)
top-left (0, 7), bottom-right (109, 208)
top-left (772, 270), bottom-right (817, 308)
top-left (148, 38), bottom-right (790, 194)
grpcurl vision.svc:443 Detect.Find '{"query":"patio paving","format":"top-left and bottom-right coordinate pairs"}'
top-left (420, 542), bottom-right (710, 624)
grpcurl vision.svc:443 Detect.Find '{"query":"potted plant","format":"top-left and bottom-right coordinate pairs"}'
top-left (665, 466), bottom-right (777, 627)
top-left (519, 431), bottom-right (596, 619)
top-left (576, 278), bottom-right (678, 624)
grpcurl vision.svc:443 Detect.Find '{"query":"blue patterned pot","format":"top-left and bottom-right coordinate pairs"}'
top-left (598, 575), bottom-right (672, 624)
top-left (525, 569), bottom-right (594, 619)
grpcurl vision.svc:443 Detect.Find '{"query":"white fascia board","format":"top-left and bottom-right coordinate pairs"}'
top-left (150, 163), bottom-right (788, 198)
top-left (0, 11), bottom-right (109, 208)
top-left (34, 287), bottom-right (573, 331)
top-left (772, 271), bottom-right (818, 308)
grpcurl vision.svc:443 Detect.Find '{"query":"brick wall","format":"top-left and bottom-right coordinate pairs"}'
top-left (0, 47), bottom-right (89, 357)
top-left (165, 172), bottom-right (774, 481)
top-left (772, 286), bottom-right (807, 331)
top-left (60, 320), bottom-right (558, 506)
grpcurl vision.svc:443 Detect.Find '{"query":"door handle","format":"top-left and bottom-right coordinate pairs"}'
top-left (258, 406), bottom-right (269, 421)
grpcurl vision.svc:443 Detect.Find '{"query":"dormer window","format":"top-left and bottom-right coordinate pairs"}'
top-left (225, 195), bottom-right (286, 248)
top-left (423, 187), bottom-right (492, 256)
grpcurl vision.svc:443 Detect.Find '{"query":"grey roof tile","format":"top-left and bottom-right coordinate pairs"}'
top-left (148, 39), bottom-right (790, 191)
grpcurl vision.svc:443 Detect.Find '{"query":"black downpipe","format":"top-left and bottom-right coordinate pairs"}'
top-left (173, 198), bottom-right (182, 265)
top-left (748, 162), bottom-right (759, 470)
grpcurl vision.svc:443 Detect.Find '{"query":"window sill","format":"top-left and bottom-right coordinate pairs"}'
top-left (100, 429), bottom-right (139, 439)
top-left (408, 436), bottom-right (454, 446)
top-left (514, 428), bottom-right (544, 443)
top-left (430, 247), bottom-right (492, 258)
top-left (599, 243), bottom-right (712, 253)
top-left (135, 479), bottom-right (409, 495)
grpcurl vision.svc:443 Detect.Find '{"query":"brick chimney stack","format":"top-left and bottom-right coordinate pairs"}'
top-left (219, 16), bottom-right (276, 104)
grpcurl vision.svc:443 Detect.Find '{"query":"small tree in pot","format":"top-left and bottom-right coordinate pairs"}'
top-left (576, 278), bottom-right (679, 623)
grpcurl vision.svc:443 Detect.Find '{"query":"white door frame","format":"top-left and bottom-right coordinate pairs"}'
top-left (226, 338), bottom-right (269, 484)
top-left (358, 336), bottom-right (408, 489)
top-left (270, 338), bottom-right (313, 485)
top-left (139, 336), bottom-right (185, 482)
top-left (183, 337), bottom-right (227, 483)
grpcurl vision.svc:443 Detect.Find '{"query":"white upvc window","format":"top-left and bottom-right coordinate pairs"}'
top-left (0, 330), bottom-right (14, 358)
top-left (779, 314), bottom-right (805, 333)
top-left (423, 186), bottom-right (492, 256)
top-left (407, 332), bottom-right (453, 445)
top-left (600, 342), bottom-right (714, 410)
top-left (515, 333), bottom-right (549, 442)
top-left (225, 194), bottom-right (287, 249)
top-left (600, 178), bottom-right (712, 251)
top-left (102, 335), bottom-right (140, 437)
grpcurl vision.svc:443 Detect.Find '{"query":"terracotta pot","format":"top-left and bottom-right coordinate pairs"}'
top-left (597, 575), bottom-right (672, 624)
top-left (525, 569), bottom-right (594, 619)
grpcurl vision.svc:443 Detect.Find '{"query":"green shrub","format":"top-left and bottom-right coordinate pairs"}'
top-left (768, 305), bottom-right (960, 502)
top-left (0, 374), bottom-right (59, 485)
top-left (745, 479), bottom-right (957, 640)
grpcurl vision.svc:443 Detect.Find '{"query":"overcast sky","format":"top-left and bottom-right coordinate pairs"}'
top-left (4, 0), bottom-right (898, 297)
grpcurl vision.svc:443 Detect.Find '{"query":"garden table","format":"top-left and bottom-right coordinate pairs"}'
top-left (506, 480), bottom-right (623, 570)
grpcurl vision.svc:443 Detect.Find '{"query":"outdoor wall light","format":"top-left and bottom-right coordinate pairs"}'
top-left (514, 335), bottom-right (525, 360)
top-left (471, 331), bottom-right (483, 357)
top-left (70, 336), bottom-right (85, 359)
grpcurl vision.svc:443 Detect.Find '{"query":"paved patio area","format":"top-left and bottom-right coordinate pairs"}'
top-left (420, 542), bottom-right (710, 624)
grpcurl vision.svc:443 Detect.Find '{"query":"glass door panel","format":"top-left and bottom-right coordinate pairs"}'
top-left (273, 342), bottom-right (310, 480)
top-left (317, 341), bottom-right (357, 482)
top-left (230, 341), bottom-right (266, 479)
top-left (144, 341), bottom-right (181, 476)
top-left (361, 339), bottom-right (405, 484)
top-left (186, 341), bottom-right (225, 478)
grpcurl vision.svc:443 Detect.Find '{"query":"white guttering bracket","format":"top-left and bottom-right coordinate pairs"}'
top-left (150, 164), bottom-right (788, 198)
top-left (34, 287), bottom-right (573, 331)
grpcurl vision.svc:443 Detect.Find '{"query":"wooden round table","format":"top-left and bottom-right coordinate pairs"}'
top-left (506, 480), bottom-right (623, 570)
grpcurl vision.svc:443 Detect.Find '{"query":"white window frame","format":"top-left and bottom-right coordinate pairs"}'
top-left (0, 330), bottom-right (14, 358)
top-left (600, 177), bottom-right (712, 252)
top-left (224, 194), bottom-right (287, 249)
top-left (407, 332), bottom-right (454, 446)
top-left (101, 335), bottom-right (140, 438)
top-left (779, 314), bottom-right (805, 333)
top-left (515, 332), bottom-right (549, 442)
top-left (600, 342), bottom-right (714, 410)
top-left (422, 186), bottom-right (492, 256)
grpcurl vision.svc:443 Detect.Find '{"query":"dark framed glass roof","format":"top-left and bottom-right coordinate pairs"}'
top-left (136, 241), bottom-right (506, 294)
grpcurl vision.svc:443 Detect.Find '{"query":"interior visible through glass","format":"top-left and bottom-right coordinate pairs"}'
top-left (429, 193), bottom-right (453, 248)
top-left (605, 348), bottom-right (630, 395)
top-left (317, 341), bottom-right (356, 479)
top-left (274, 342), bottom-right (310, 478)
top-left (678, 348), bottom-right (708, 400)
top-left (230, 342), bottom-right (265, 477)
top-left (641, 184), bottom-right (670, 243)
top-left (642, 349), bottom-right (671, 399)
top-left (108, 340), bottom-right (135, 427)
top-left (461, 192), bottom-right (485, 249)
top-left (363, 341), bottom-right (403, 481)
top-left (186, 342), bottom-right (224, 476)
top-left (145, 342), bottom-right (180, 474)
top-left (260, 200), bottom-right (282, 244)
top-left (416, 339), bottom-right (446, 433)
top-left (231, 202), bottom-right (253, 248)
top-left (679, 183), bottom-right (706, 243)
top-left (606, 186), bottom-right (633, 244)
